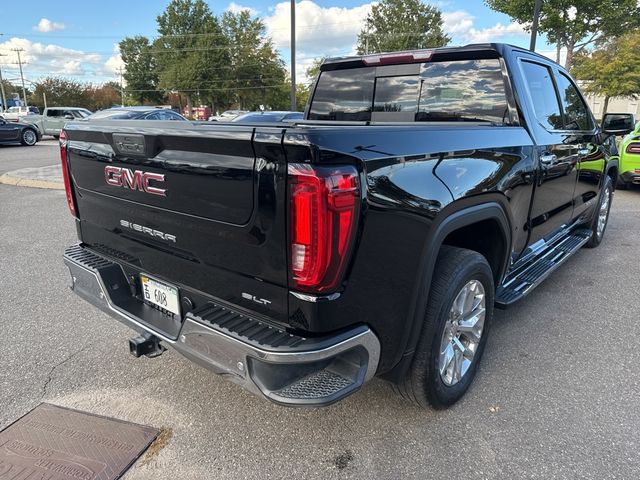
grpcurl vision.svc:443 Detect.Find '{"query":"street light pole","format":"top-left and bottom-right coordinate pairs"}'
top-left (529, 0), bottom-right (543, 52)
top-left (290, 0), bottom-right (296, 111)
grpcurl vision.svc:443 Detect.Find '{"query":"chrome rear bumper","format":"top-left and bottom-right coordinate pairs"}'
top-left (64, 244), bottom-right (380, 406)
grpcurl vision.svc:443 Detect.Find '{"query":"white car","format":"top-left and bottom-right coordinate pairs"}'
top-left (208, 110), bottom-right (248, 122)
top-left (3, 106), bottom-right (40, 121)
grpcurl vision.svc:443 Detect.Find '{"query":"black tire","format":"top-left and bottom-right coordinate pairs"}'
top-left (585, 176), bottom-right (613, 248)
top-left (393, 246), bottom-right (494, 409)
top-left (20, 128), bottom-right (38, 146)
top-left (616, 177), bottom-right (628, 190)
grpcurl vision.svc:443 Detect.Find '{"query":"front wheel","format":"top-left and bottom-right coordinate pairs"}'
top-left (393, 246), bottom-right (494, 409)
top-left (585, 176), bottom-right (613, 248)
top-left (21, 128), bottom-right (37, 146)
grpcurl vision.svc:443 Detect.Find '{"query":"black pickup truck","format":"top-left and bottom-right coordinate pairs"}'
top-left (61, 44), bottom-right (635, 408)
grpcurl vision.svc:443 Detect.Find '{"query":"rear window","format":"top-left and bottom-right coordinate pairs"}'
top-left (308, 58), bottom-right (509, 124)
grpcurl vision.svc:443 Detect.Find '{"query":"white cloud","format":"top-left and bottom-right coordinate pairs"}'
top-left (62, 60), bottom-right (82, 75)
top-left (442, 11), bottom-right (474, 37)
top-left (539, 47), bottom-right (567, 66)
top-left (226, 2), bottom-right (259, 16)
top-left (0, 37), bottom-right (102, 79)
top-left (265, 0), bottom-right (372, 80)
top-left (34, 18), bottom-right (65, 33)
top-left (443, 10), bottom-right (528, 44)
top-left (265, 1), bottom-right (371, 54)
top-left (102, 45), bottom-right (124, 76)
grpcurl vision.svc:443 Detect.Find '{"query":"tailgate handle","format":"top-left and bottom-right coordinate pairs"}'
top-left (113, 133), bottom-right (146, 155)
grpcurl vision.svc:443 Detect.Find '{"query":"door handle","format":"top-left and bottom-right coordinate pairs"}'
top-left (540, 154), bottom-right (557, 165)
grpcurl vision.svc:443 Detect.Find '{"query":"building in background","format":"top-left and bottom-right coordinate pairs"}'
top-left (584, 94), bottom-right (640, 121)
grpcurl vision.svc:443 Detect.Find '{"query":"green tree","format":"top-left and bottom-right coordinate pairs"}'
top-left (305, 57), bottom-right (324, 83)
top-left (0, 80), bottom-right (22, 108)
top-left (485, 0), bottom-right (640, 70)
top-left (30, 77), bottom-right (87, 108)
top-left (119, 36), bottom-right (162, 105)
top-left (83, 82), bottom-right (123, 111)
top-left (153, 0), bottom-right (230, 110)
top-left (295, 58), bottom-right (326, 111)
top-left (356, 0), bottom-right (450, 55)
top-left (572, 30), bottom-right (640, 116)
top-left (295, 83), bottom-right (309, 111)
top-left (221, 9), bottom-right (288, 110)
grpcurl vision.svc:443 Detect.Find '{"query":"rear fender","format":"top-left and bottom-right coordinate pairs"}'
top-left (385, 197), bottom-right (512, 382)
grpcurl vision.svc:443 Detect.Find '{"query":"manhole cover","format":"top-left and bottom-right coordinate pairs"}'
top-left (0, 403), bottom-right (159, 479)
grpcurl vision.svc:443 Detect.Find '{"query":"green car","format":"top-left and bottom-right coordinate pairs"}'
top-left (618, 121), bottom-right (640, 189)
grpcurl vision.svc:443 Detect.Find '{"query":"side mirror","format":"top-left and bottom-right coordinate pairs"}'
top-left (63, 114), bottom-right (74, 120)
top-left (602, 113), bottom-right (636, 135)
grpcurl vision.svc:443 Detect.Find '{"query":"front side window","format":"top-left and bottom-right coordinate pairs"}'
top-left (556, 73), bottom-right (592, 131)
top-left (520, 61), bottom-right (563, 130)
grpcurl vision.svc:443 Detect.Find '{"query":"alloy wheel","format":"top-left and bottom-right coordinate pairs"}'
top-left (439, 279), bottom-right (486, 386)
top-left (596, 186), bottom-right (611, 239)
top-left (23, 130), bottom-right (36, 146)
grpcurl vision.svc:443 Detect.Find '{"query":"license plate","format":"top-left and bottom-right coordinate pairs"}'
top-left (140, 274), bottom-right (180, 316)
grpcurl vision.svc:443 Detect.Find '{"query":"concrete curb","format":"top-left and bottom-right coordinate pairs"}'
top-left (0, 173), bottom-right (64, 190)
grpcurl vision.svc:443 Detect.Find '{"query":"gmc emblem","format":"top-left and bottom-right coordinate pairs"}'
top-left (104, 166), bottom-right (166, 196)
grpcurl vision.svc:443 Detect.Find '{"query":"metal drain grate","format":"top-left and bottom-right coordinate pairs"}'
top-left (0, 403), bottom-right (159, 480)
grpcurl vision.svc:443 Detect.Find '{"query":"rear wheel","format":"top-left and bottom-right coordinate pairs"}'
top-left (585, 176), bottom-right (613, 248)
top-left (21, 128), bottom-right (37, 146)
top-left (393, 246), bottom-right (494, 409)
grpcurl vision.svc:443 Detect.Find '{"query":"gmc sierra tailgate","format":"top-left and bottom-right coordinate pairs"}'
top-left (63, 120), bottom-right (290, 330)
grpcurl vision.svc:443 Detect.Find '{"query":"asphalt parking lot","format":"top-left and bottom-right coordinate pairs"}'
top-left (0, 138), bottom-right (59, 174)
top-left (1, 144), bottom-right (639, 479)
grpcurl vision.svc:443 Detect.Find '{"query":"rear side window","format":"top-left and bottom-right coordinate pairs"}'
top-left (309, 68), bottom-right (375, 120)
top-left (556, 73), bottom-right (592, 131)
top-left (47, 110), bottom-right (60, 117)
top-left (309, 59), bottom-right (509, 123)
top-left (520, 61), bottom-right (563, 130)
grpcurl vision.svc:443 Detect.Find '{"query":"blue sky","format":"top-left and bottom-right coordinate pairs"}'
top-left (0, 0), bottom-right (553, 86)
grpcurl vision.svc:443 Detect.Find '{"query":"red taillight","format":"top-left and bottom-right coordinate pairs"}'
top-left (289, 163), bottom-right (359, 293)
top-left (626, 142), bottom-right (640, 154)
top-left (59, 130), bottom-right (77, 217)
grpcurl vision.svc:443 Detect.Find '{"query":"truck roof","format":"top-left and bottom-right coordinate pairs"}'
top-left (321, 43), bottom-right (558, 71)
